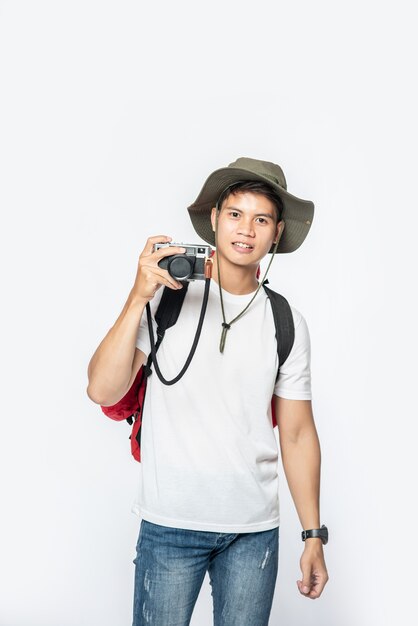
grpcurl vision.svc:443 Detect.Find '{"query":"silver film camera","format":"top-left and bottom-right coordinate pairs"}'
top-left (153, 242), bottom-right (212, 281)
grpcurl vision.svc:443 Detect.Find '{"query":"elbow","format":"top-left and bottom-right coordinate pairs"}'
top-left (86, 382), bottom-right (114, 406)
top-left (86, 382), bottom-right (127, 407)
top-left (86, 383), bottom-right (105, 405)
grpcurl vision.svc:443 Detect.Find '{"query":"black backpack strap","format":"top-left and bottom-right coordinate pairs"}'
top-left (130, 284), bottom-right (190, 445)
top-left (155, 282), bottom-right (189, 336)
top-left (262, 283), bottom-right (295, 382)
top-left (143, 283), bottom-right (190, 376)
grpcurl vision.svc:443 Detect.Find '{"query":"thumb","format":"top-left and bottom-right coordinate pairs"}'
top-left (299, 566), bottom-right (312, 594)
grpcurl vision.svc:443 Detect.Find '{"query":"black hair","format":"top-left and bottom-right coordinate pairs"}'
top-left (217, 180), bottom-right (284, 223)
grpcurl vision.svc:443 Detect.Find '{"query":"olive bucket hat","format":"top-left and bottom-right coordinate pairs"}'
top-left (187, 157), bottom-right (315, 253)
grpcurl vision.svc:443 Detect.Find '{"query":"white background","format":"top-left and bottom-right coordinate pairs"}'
top-left (0, 1), bottom-right (417, 624)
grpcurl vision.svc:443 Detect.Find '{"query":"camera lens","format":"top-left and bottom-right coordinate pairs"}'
top-left (167, 255), bottom-right (194, 280)
top-left (198, 247), bottom-right (205, 254)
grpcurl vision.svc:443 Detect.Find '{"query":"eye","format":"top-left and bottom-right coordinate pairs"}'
top-left (256, 217), bottom-right (268, 224)
top-left (229, 211), bottom-right (240, 218)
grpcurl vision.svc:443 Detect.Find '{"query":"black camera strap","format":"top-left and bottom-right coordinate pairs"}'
top-left (146, 276), bottom-right (211, 386)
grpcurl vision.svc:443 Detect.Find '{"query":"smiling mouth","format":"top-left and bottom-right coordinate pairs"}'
top-left (232, 242), bottom-right (254, 250)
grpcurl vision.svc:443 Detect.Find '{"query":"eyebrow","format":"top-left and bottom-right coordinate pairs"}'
top-left (224, 206), bottom-right (275, 219)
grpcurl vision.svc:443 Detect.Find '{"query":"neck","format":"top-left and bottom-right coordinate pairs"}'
top-left (211, 252), bottom-right (259, 295)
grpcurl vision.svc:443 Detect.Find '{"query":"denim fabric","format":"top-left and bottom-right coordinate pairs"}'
top-left (132, 520), bottom-right (279, 626)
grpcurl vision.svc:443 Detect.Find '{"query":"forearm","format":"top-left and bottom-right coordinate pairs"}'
top-left (87, 235), bottom-right (186, 405)
top-left (87, 290), bottom-right (147, 405)
top-left (279, 425), bottom-right (321, 531)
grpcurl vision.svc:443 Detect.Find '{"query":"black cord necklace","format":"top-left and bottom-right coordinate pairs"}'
top-left (214, 208), bottom-right (280, 353)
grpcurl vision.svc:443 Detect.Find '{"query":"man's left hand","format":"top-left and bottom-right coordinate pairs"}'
top-left (297, 540), bottom-right (329, 599)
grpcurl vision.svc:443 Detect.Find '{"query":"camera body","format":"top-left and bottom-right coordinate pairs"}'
top-left (154, 242), bottom-right (212, 281)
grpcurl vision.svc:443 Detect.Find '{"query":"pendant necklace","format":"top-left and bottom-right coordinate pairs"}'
top-left (215, 210), bottom-right (280, 353)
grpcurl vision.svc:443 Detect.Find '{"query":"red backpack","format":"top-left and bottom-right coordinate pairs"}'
top-left (101, 281), bottom-right (294, 461)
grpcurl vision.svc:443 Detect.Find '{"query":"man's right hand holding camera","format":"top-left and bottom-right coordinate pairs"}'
top-left (87, 236), bottom-right (185, 406)
top-left (131, 235), bottom-right (186, 303)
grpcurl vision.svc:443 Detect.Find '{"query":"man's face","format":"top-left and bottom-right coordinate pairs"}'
top-left (210, 191), bottom-right (284, 268)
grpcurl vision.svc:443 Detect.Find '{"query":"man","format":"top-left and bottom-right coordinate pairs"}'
top-left (87, 157), bottom-right (329, 625)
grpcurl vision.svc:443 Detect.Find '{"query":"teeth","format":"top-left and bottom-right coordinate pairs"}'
top-left (234, 242), bottom-right (252, 248)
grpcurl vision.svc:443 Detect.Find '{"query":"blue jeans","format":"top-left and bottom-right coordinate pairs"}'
top-left (132, 520), bottom-right (279, 626)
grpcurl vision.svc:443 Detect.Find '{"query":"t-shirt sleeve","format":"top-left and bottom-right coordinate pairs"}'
top-left (135, 288), bottom-right (163, 357)
top-left (273, 308), bottom-right (312, 400)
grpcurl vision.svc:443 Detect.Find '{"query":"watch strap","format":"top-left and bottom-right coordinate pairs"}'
top-left (301, 524), bottom-right (328, 545)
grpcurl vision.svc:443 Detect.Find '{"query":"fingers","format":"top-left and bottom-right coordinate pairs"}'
top-left (140, 236), bottom-right (186, 261)
top-left (133, 236), bottom-right (186, 301)
top-left (299, 566), bottom-right (314, 595)
top-left (144, 266), bottom-right (183, 291)
top-left (297, 574), bottom-right (326, 599)
top-left (152, 244), bottom-right (187, 261)
top-left (141, 235), bottom-right (172, 256)
top-left (297, 556), bottom-right (329, 599)
top-left (140, 238), bottom-right (186, 289)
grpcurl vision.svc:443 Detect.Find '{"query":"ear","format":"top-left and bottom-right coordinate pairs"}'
top-left (273, 219), bottom-right (285, 244)
top-left (210, 206), bottom-right (218, 232)
top-left (278, 219), bottom-right (285, 237)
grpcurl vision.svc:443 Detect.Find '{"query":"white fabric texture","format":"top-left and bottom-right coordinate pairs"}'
top-left (132, 279), bottom-right (312, 533)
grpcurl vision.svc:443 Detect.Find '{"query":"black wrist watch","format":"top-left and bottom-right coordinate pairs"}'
top-left (301, 524), bottom-right (328, 545)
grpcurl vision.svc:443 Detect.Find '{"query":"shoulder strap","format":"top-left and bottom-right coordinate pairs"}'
top-left (143, 283), bottom-right (190, 375)
top-left (155, 282), bottom-right (190, 336)
top-left (262, 283), bottom-right (295, 382)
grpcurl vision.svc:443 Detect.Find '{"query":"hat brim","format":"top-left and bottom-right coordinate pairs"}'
top-left (187, 166), bottom-right (314, 253)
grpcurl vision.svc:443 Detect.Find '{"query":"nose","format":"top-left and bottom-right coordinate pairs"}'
top-left (237, 217), bottom-right (255, 238)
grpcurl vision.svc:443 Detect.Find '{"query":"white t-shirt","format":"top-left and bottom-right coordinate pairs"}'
top-left (132, 279), bottom-right (312, 533)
